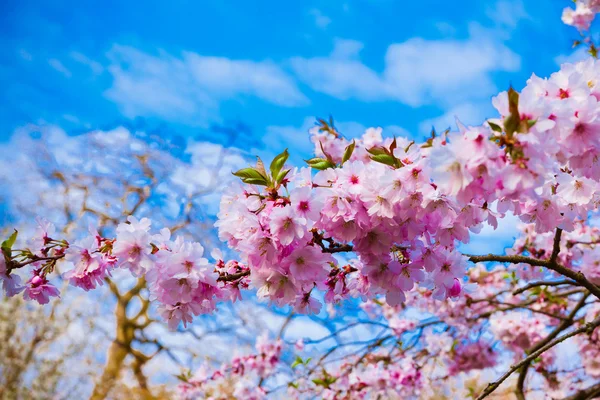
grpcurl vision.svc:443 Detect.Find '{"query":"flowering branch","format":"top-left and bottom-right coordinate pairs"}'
top-left (477, 313), bottom-right (600, 400)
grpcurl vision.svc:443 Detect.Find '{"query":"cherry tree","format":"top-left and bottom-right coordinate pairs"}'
top-left (4, 2), bottom-right (600, 399)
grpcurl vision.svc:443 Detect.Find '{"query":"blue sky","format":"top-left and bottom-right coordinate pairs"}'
top-left (0, 0), bottom-right (582, 156)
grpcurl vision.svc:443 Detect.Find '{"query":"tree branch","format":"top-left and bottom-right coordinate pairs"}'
top-left (476, 315), bottom-right (600, 400)
top-left (513, 279), bottom-right (577, 295)
top-left (550, 228), bottom-right (563, 264)
top-left (464, 253), bottom-right (600, 300)
top-left (516, 292), bottom-right (590, 400)
top-left (562, 381), bottom-right (600, 400)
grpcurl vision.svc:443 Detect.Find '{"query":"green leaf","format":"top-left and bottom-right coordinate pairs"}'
top-left (341, 140), bottom-right (355, 165)
top-left (243, 178), bottom-right (271, 185)
top-left (270, 149), bottom-right (289, 182)
top-left (504, 86), bottom-right (520, 137)
top-left (369, 153), bottom-right (401, 168)
top-left (232, 168), bottom-right (269, 186)
top-left (291, 356), bottom-right (304, 369)
top-left (312, 375), bottom-right (337, 387)
top-left (305, 157), bottom-right (335, 170)
top-left (276, 168), bottom-right (291, 184)
top-left (312, 378), bottom-right (327, 387)
top-left (1, 230), bottom-right (18, 257)
top-left (288, 382), bottom-right (299, 389)
top-left (367, 145), bottom-right (389, 156)
top-left (488, 121), bottom-right (503, 133)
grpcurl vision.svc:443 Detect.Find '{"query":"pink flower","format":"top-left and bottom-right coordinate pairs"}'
top-left (290, 187), bottom-right (322, 222)
top-left (63, 234), bottom-right (113, 291)
top-left (0, 256), bottom-right (23, 297)
top-left (158, 301), bottom-right (202, 330)
top-left (23, 272), bottom-right (60, 304)
top-left (449, 341), bottom-right (497, 375)
top-left (30, 217), bottom-right (56, 256)
top-left (112, 216), bottom-right (153, 275)
top-left (294, 293), bottom-right (322, 314)
top-left (269, 206), bottom-right (307, 246)
top-left (389, 261), bottom-right (425, 292)
top-left (448, 278), bottom-right (462, 297)
top-left (557, 173), bottom-right (595, 206)
top-left (562, 2), bottom-right (597, 31)
top-left (431, 250), bottom-right (468, 299)
top-left (287, 245), bottom-right (331, 285)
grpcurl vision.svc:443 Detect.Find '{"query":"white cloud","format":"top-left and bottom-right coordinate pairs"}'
top-left (48, 58), bottom-right (72, 78)
top-left (290, 39), bottom-right (388, 102)
top-left (290, 28), bottom-right (520, 108)
top-left (309, 8), bottom-right (332, 29)
top-left (70, 51), bottom-right (104, 75)
top-left (485, 0), bottom-right (529, 31)
top-left (105, 45), bottom-right (308, 126)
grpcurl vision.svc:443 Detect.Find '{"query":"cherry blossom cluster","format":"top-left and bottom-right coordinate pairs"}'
top-left (216, 56), bottom-right (600, 316)
top-left (177, 334), bottom-right (282, 400)
top-left (562, 0), bottom-right (600, 31)
top-left (315, 357), bottom-right (422, 400)
top-left (217, 134), bottom-right (474, 313)
top-left (0, 216), bottom-right (249, 330)
top-left (489, 312), bottom-right (548, 351)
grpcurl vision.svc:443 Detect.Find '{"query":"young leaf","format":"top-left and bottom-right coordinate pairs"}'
top-left (232, 168), bottom-right (269, 186)
top-left (366, 146), bottom-right (389, 156)
top-left (242, 178), bottom-right (270, 185)
top-left (291, 356), bottom-right (304, 369)
top-left (1, 229), bottom-right (18, 257)
top-left (305, 157), bottom-right (335, 170)
top-left (270, 149), bottom-right (289, 181)
top-left (312, 378), bottom-right (327, 387)
top-left (504, 86), bottom-right (520, 136)
top-left (276, 168), bottom-right (291, 184)
top-left (369, 153), bottom-right (397, 167)
top-left (488, 121), bottom-right (503, 133)
top-left (341, 140), bottom-right (355, 165)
